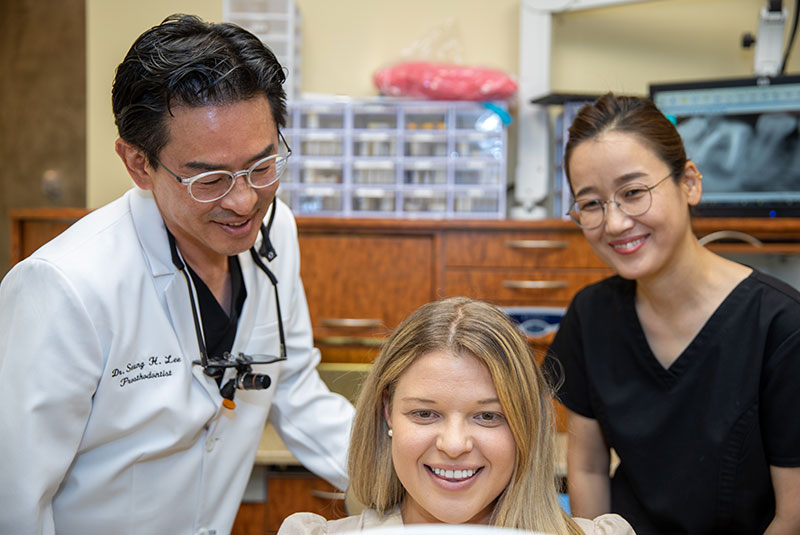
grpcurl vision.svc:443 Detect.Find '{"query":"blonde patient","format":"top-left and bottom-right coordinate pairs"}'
top-left (279, 297), bottom-right (634, 534)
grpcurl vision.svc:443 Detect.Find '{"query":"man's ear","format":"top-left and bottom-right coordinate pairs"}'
top-left (115, 138), bottom-right (154, 191)
top-left (680, 161), bottom-right (703, 207)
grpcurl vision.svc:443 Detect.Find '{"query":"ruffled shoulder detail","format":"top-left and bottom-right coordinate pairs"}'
top-left (278, 508), bottom-right (403, 534)
top-left (573, 513), bottom-right (636, 535)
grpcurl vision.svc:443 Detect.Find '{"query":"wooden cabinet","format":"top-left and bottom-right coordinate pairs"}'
top-left (294, 218), bottom-right (612, 364)
top-left (232, 471), bottom-right (347, 535)
top-left (442, 229), bottom-right (610, 307)
top-left (443, 229), bottom-right (606, 268)
top-left (299, 233), bottom-right (435, 338)
top-left (296, 220), bottom-right (439, 364)
top-left (444, 269), bottom-right (608, 306)
top-left (9, 207), bottom-right (87, 266)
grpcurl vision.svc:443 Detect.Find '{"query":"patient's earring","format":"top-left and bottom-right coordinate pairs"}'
top-left (387, 429), bottom-right (393, 438)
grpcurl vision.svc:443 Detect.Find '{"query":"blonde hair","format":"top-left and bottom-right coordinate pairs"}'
top-left (348, 297), bottom-right (582, 534)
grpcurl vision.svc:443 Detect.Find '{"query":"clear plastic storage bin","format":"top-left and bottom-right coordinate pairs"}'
top-left (300, 105), bottom-right (346, 129)
top-left (299, 133), bottom-right (343, 157)
top-left (404, 133), bottom-right (448, 157)
top-left (402, 189), bottom-right (448, 215)
top-left (297, 187), bottom-right (343, 213)
top-left (353, 105), bottom-right (398, 129)
top-left (280, 99), bottom-right (507, 218)
top-left (353, 133), bottom-right (396, 157)
top-left (299, 161), bottom-right (343, 184)
top-left (455, 107), bottom-right (504, 133)
top-left (454, 133), bottom-right (504, 159)
top-left (454, 189), bottom-right (501, 215)
top-left (352, 188), bottom-right (397, 213)
top-left (223, 0), bottom-right (300, 99)
top-left (226, 16), bottom-right (289, 37)
top-left (454, 161), bottom-right (502, 185)
top-left (404, 161), bottom-right (447, 185)
top-left (353, 161), bottom-right (396, 185)
top-left (404, 107), bottom-right (448, 131)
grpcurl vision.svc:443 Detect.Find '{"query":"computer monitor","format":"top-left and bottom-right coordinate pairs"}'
top-left (650, 75), bottom-right (800, 217)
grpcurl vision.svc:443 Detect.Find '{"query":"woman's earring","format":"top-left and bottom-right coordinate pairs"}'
top-left (387, 429), bottom-right (393, 438)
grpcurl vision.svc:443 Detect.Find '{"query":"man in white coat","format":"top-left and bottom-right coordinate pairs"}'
top-left (0, 14), bottom-right (354, 535)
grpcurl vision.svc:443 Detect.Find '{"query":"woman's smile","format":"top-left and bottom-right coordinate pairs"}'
top-left (387, 350), bottom-right (516, 524)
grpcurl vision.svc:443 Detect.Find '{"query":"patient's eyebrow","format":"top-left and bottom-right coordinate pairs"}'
top-left (398, 397), bottom-right (501, 405)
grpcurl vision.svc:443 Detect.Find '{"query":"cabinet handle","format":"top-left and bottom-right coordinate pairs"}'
top-left (505, 240), bottom-right (568, 249)
top-left (315, 336), bottom-right (386, 347)
top-left (503, 280), bottom-right (568, 290)
top-left (698, 230), bottom-right (763, 247)
top-left (320, 318), bottom-right (382, 328)
top-left (311, 489), bottom-right (346, 501)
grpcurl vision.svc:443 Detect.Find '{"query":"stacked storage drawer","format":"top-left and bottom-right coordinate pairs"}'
top-left (279, 99), bottom-right (508, 219)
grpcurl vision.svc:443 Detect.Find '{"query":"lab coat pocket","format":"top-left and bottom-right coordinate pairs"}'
top-left (243, 320), bottom-right (282, 360)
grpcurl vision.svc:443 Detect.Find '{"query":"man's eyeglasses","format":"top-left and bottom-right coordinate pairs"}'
top-left (155, 132), bottom-right (292, 203)
top-left (568, 173), bottom-right (673, 230)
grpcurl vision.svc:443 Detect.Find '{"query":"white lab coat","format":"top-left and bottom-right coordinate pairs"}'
top-left (0, 188), bottom-right (355, 535)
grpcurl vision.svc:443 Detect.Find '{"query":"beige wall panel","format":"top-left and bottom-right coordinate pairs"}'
top-left (86, 0), bottom-right (221, 208)
top-left (550, 0), bottom-right (787, 95)
top-left (296, 0), bottom-right (520, 97)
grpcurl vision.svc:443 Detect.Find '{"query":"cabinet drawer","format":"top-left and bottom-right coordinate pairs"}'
top-left (444, 269), bottom-right (610, 306)
top-left (444, 230), bottom-right (606, 269)
top-left (232, 472), bottom-right (347, 535)
top-left (299, 233), bottom-right (435, 338)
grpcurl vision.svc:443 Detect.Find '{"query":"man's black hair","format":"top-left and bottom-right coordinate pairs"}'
top-left (112, 13), bottom-right (287, 166)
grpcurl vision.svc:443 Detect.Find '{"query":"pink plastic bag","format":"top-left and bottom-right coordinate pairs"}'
top-left (373, 61), bottom-right (518, 101)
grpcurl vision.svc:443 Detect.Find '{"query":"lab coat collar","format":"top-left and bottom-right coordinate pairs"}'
top-left (128, 188), bottom-right (225, 406)
top-left (128, 188), bottom-right (175, 278)
top-left (127, 187), bottom-right (275, 278)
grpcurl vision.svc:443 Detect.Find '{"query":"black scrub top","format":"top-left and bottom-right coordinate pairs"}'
top-left (544, 272), bottom-right (800, 534)
top-left (187, 255), bottom-right (247, 361)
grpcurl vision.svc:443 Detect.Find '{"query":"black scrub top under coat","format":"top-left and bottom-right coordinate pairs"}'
top-left (544, 271), bottom-right (800, 535)
top-left (187, 255), bottom-right (247, 369)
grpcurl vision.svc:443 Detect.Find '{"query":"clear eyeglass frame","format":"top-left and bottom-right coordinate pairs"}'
top-left (568, 173), bottom-right (673, 230)
top-left (155, 132), bottom-right (292, 203)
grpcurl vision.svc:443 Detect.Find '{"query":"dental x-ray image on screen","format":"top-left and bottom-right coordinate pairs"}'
top-left (651, 75), bottom-right (800, 217)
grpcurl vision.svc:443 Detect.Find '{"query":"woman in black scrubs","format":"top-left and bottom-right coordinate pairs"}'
top-left (546, 93), bottom-right (800, 534)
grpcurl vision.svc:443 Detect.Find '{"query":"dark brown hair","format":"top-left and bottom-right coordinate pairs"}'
top-left (564, 93), bottom-right (687, 191)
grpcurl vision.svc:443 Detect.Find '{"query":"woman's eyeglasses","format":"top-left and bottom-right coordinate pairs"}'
top-left (568, 174), bottom-right (672, 230)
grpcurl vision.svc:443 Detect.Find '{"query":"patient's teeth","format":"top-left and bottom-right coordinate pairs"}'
top-left (431, 467), bottom-right (476, 480)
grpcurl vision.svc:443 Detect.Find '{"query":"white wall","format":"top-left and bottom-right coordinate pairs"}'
top-left (550, 0), bottom-right (771, 95)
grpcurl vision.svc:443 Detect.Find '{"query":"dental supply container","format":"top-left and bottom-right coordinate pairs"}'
top-left (278, 99), bottom-right (508, 219)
